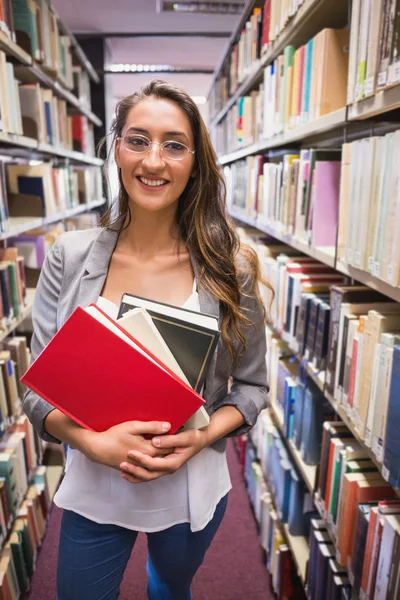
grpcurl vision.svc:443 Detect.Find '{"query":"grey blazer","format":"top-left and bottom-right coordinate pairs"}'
top-left (22, 226), bottom-right (269, 452)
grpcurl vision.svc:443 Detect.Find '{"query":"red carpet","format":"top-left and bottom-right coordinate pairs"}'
top-left (26, 441), bottom-right (274, 599)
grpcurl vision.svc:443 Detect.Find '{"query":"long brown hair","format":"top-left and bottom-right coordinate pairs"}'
top-left (100, 79), bottom-right (273, 362)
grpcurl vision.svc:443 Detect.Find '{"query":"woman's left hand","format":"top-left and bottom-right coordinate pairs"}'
top-left (119, 428), bottom-right (210, 483)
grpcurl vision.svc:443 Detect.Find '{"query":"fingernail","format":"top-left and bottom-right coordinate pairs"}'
top-left (162, 422), bottom-right (170, 430)
top-left (153, 437), bottom-right (161, 447)
top-left (120, 463), bottom-right (127, 470)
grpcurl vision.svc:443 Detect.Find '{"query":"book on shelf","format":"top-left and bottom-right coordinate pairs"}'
top-left (21, 303), bottom-right (208, 434)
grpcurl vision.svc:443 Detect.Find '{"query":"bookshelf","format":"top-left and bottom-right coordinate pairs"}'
top-left (0, 199), bottom-right (106, 241)
top-left (282, 523), bottom-right (309, 585)
top-left (218, 107), bottom-right (347, 165)
top-left (0, 132), bottom-right (103, 166)
top-left (0, 288), bottom-right (35, 343)
top-left (0, 30), bottom-right (31, 65)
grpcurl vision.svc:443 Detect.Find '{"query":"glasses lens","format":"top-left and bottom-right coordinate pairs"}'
top-left (162, 141), bottom-right (188, 160)
top-left (123, 135), bottom-right (150, 153)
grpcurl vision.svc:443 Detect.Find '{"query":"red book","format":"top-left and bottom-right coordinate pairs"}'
top-left (21, 304), bottom-right (205, 434)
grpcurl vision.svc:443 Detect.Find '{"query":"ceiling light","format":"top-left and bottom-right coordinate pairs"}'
top-left (160, 1), bottom-right (244, 14)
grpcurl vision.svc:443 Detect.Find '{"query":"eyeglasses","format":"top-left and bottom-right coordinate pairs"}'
top-left (118, 134), bottom-right (195, 161)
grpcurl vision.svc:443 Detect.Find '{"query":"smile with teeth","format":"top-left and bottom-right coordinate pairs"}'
top-left (138, 176), bottom-right (168, 187)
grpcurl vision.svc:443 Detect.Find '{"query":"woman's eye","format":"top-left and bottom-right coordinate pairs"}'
top-left (164, 142), bottom-right (185, 151)
top-left (127, 136), bottom-right (148, 147)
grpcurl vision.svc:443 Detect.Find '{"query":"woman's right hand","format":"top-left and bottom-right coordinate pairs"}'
top-left (84, 421), bottom-right (173, 470)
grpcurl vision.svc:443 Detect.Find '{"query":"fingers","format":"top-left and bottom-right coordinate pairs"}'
top-left (120, 457), bottom-right (171, 482)
top-left (128, 421), bottom-right (171, 435)
top-left (121, 451), bottom-right (180, 478)
top-left (151, 431), bottom-right (192, 449)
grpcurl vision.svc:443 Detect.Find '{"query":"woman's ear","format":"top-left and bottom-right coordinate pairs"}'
top-left (114, 137), bottom-right (121, 168)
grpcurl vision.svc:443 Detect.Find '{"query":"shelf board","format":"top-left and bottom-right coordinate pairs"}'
top-left (336, 260), bottom-right (400, 304)
top-left (0, 30), bottom-right (32, 65)
top-left (269, 402), bottom-right (317, 495)
top-left (229, 210), bottom-right (336, 268)
top-left (0, 199), bottom-right (106, 240)
top-left (209, 0), bottom-right (348, 127)
top-left (0, 133), bottom-right (103, 165)
top-left (219, 108), bottom-right (347, 164)
top-left (348, 84), bottom-right (400, 121)
top-left (324, 391), bottom-right (400, 497)
top-left (282, 523), bottom-right (309, 585)
top-left (13, 64), bottom-right (102, 127)
top-left (0, 288), bottom-right (35, 343)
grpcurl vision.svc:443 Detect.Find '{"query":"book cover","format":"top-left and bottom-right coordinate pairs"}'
top-left (21, 304), bottom-right (205, 435)
top-left (118, 293), bottom-right (219, 393)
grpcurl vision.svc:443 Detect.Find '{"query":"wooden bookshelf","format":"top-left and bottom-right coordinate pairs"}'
top-left (348, 85), bottom-right (400, 121)
top-left (209, 0), bottom-right (348, 127)
top-left (0, 199), bottom-right (106, 241)
top-left (0, 288), bottom-right (35, 343)
top-left (0, 30), bottom-right (32, 65)
top-left (282, 523), bottom-right (309, 585)
top-left (230, 211), bottom-right (336, 269)
top-left (219, 107), bottom-right (347, 165)
top-left (14, 64), bottom-right (102, 127)
top-left (336, 260), bottom-right (400, 304)
top-left (0, 132), bottom-right (103, 166)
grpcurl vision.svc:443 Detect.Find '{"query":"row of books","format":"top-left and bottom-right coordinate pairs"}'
top-left (0, 453), bottom-right (59, 597)
top-left (1, 0), bottom-right (75, 89)
top-left (0, 247), bottom-right (28, 327)
top-left (237, 226), bottom-right (400, 488)
top-left (0, 161), bottom-right (103, 231)
top-left (243, 433), bottom-right (306, 600)
top-left (338, 130), bottom-right (400, 287)
top-left (213, 26), bottom-right (349, 155)
top-left (210, 0), bottom-right (307, 117)
top-left (347, 0), bottom-right (400, 103)
top-left (0, 57), bottom-right (95, 153)
top-left (224, 147), bottom-right (343, 250)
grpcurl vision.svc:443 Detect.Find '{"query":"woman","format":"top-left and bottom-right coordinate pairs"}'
top-left (23, 80), bottom-right (270, 600)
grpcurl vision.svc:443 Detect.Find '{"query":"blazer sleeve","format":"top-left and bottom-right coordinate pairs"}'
top-left (210, 276), bottom-right (269, 437)
top-left (22, 237), bottom-right (64, 444)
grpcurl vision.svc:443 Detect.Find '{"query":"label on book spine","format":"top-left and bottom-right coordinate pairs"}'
top-left (364, 427), bottom-right (372, 448)
top-left (382, 465), bottom-right (390, 482)
top-left (347, 248), bottom-right (353, 263)
top-left (368, 256), bottom-right (374, 272)
top-left (387, 264), bottom-right (393, 282)
top-left (355, 251), bottom-right (361, 267)
top-left (392, 62), bottom-right (400, 84)
top-left (378, 70), bottom-right (388, 88)
top-left (374, 262), bottom-right (381, 278)
top-left (355, 83), bottom-right (363, 102)
top-left (364, 77), bottom-right (374, 97)
top-left (375, 441), bottom-right (384, 463)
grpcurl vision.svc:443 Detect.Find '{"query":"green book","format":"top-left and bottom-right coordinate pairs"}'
top-left (12, 0), bottom-right (40, 60)
top-left (7, 532), bottom-right (29, 592)
top-left (0, 452), bottom-right (18, 517)
top-left (12, 521), bottom-right (34, 578)
top-left (6, 263), bottom-right (19, 319)
top-left (280, 46), bottom-right (295, 130)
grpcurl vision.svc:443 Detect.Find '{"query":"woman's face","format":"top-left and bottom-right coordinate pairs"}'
top-left (115, 97), bottom-right (196, 215)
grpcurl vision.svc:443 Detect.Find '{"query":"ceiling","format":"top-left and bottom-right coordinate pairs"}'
top-left (52, 0), bottom-right (243, 122)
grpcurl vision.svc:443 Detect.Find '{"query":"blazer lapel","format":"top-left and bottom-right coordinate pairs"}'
top-left (78, 227), bottom-right (120, 308)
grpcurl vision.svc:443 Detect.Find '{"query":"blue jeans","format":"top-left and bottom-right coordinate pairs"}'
top-left (56, 494), bottom-right (228, 600)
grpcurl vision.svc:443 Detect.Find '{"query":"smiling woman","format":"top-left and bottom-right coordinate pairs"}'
top-left (22, 79), bottom-right (272, 600)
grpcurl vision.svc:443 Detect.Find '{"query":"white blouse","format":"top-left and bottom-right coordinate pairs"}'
top-left (53, 288), bottom-right (231, 532)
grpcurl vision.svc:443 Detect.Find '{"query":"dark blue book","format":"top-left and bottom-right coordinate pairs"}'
top-left (383, 345), bottom-right (400, 488)
top-left (44, 101), bottom-right (53, 145)
top-left (301, 379), bottom-right (335, 466)
top-left (17, 175), bottom-right (46, 205)
top-left (276, 458), bottom-right (292, 523)
top-left (283, 377), bottom-right (296, 440)
top-left (288, 468), bottom-right (306, 535)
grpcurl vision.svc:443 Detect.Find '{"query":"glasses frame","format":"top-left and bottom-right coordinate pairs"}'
top-left (118, 134), bottom-right (195, 161)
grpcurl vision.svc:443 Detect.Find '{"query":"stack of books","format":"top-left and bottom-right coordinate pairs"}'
top-left (22, 293), bottom-right (221, 434)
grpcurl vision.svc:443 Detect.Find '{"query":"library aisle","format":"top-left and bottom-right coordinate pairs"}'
top-left (26, 441), bottom-right (273, 600)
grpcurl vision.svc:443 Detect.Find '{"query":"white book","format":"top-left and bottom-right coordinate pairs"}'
top-left (118, 307), bottom-right (210, 430)
top-left (347, 0), bottom-right (362, 104)
top-left (355, 138), bottom-right (376, 268)
top-left (364, 342), bottom-right (382, 448)
top-left (364, 0), bottom-right (385, 96)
